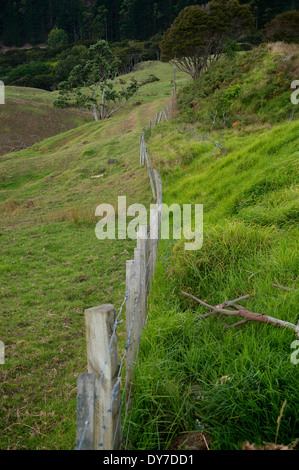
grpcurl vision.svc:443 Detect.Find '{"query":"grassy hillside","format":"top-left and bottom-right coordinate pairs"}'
top-left (128, 44), bottom-right (299, 450)
top-left (176, 42), bottom-right (299, 128)
top-left (0, 61), bottom-right (188, 450)
top-left (1, 45), bottom-right (298, 451)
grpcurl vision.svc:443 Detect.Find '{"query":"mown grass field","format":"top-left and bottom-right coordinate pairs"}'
top-left (127, 45), bottom-right (299, 450)
top-left (0, 61), bottom-right (188, 450)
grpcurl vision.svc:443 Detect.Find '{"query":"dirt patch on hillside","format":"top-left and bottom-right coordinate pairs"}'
top-left (169, 431), bottom-right (211, 450)
top-left (0, 98), bottom-right (90, 156)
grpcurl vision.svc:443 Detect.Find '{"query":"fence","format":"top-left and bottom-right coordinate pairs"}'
top-left (148, 78), bottom-right (176, 132)
top-left (75, 66), bottom-right (177, 448)
top-left (76, 112), bottom-right (165, 451)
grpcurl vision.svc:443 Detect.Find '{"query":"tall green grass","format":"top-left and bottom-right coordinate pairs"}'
top-left (127, 47), bottom-right (299, 450)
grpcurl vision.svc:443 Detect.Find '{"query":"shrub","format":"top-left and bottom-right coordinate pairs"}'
top-left (210, 84), bottom-right (242, 124)
top-left (262, 11), bottom-right (299, 44)
top-left (46, 27), bottom-right (69, 48)
top-left (6, 61), bottom-right (52, 84)
top-left (10, 74), bottom-right (57, 91)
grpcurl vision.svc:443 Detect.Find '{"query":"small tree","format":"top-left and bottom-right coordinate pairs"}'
top-left (54, 40), bottom-right (141, 121)
top-left (46, 27), bottom-right (69, 48)
top-left (160, 0), bottom-right (254, 81)
top-left (262, 11), bottom-right (299, 44)
top-left (210, 83), bottom-right (242, 125)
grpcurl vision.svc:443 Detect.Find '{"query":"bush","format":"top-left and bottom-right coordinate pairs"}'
top-left (46, 27), bottom-right (69, 48)
top-left (262, 11), bottom-right (299, 44)
top-left (10, 74), bottom-right (57, 91)
top-left (210, 84), bottom-right (242, 124)
top-left (54, 55), bottom-right (78, 82)
top-left (6, 61), bottom-right (52, 84)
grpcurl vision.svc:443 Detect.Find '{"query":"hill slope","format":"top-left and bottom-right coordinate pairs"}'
top-left (0, 61), bottom-right (188, 450)
top-left (128, 44), bottom-right (299, 450)
top-left (0, 86), bottom-right (91, 156)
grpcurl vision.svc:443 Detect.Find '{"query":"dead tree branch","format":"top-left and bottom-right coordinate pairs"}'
top-left (271, 278), bottom-right (295, 292)
top-left (181, 291), bottom-right (299, 338)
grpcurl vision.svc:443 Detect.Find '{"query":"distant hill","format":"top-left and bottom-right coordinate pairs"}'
top-left (0, 87), bottom-right (90, 156)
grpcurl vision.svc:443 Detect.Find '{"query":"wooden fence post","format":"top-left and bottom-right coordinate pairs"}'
top-left (144, 227), bottom-right (150, 301)
top-left (146, 155), bottom-right (157, 200)
top-left (139, 134), bottom-right (143, 165)
top-left (173, 64), bottom-right (176, 93)
top-left (133, 246), bottom-right (143, 347)
top-left (125, 259), bottom-right (135, 405)
top-left (153, 169), bottom-right (163, 238)
top-left (137, 225), bottom-right (149, 327)
top-left (76, 373), bottom-right (96, 450)
top-left (84, 304), bottom-right (121, 450)
top-left (149, 208), bottom-right (158, 283)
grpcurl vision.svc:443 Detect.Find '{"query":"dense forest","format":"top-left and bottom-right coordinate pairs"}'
top-left (0, 0), bottom-right (298, 47)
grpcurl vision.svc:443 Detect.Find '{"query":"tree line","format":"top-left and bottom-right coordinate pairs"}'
top-left (0, 0), bottom-right (297, 47)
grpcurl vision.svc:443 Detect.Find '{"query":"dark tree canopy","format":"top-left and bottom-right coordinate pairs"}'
top-left (262, 11), bottom-right (299, 43)
top-left (160, 0), bottom-right (255, 80)
top-left (0, 0), bottom-right (297, 47)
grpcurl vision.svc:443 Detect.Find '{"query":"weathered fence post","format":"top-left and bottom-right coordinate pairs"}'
top-left (125, 260), bottom-right (135, 405)
top-left (148, 207), bottom-right (157, 284)
top-left (145, 148), bottom-right (157, 200)
top-left (144, 227), bottom-right (151, 300)
top-left (153, 169), bottom-right (163, 239)
top-left (137, 225), bottom-right (149, 327)
top-left (137, 225), bottom-right (148, 326)
top-left (139, 134), bottom-right (143, 165)
top-left (76, 373), bottom-right (96, 450)
top-left (173, 64), bottom-right (176, 93)
top-left (125, 245), bottom-right (142, 395)
top-left (84, 304), bottom-right (121, 450)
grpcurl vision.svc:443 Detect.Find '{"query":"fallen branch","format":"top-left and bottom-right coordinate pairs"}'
top-left (181, 291), bottom-right (299, 338)
top-left (225, 319), bottom-right (248, 328)
top-left (271, 278), bottom-right (295, 292)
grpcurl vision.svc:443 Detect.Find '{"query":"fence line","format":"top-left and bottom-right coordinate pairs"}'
top-left (76, 96), bottom-right (170, 449)
top-left (148, 83), bottom-right (176, 133)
